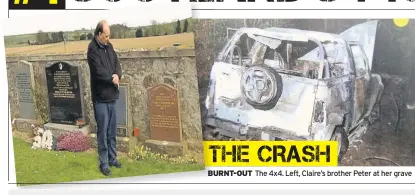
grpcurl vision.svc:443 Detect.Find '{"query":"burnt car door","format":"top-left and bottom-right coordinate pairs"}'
top-left (339, 20), bottom-right (378, 127)
top-left (348, 42), bottom-right (371, 125)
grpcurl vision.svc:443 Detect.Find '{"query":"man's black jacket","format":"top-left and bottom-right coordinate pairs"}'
top-left (87, 37), bottom-right (122, 103)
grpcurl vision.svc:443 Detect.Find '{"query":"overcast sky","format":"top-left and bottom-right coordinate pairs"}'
top-left (3, 4), bottom-right (192, 36)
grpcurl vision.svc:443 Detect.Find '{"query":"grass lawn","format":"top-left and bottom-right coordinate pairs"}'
top-left (12, 137), bottom-right (205, 186)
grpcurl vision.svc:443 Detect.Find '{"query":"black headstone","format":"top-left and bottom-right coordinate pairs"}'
top-left (45, 61), bottom-right (84, 125)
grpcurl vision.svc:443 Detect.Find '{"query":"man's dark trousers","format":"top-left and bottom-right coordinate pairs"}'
top-left (94, 100), bottom-right (117, 169)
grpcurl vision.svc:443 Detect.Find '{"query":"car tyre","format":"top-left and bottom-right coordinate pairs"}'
top-left (240, 65), bottom-right (283, 111)
top-left (330, 126), bottom-right (349, 165)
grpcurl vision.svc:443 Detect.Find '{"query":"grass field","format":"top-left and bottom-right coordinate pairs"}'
top-left (5, 33), bottom-right (195, 56)
top-left (4, 30), bottom-right (93, 47)
top-left (12, 136), bottom-right (204, 185)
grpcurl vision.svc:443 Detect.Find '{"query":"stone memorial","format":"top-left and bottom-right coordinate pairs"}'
top-left (148, 84), bottom-right (182, 142)
top-left (115, 84), bottom-right (129, 137)
top-left (6, 49), bottom-right (203, 157)
top-left (14, 60), bottom-right (40, 131)
top-left (43, 61), bottom-right (89, 136)
top-left (144, 83), bottom-right (183, 156)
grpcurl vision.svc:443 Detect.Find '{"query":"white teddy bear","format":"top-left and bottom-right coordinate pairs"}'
top-left (31, 135), bottom-right (42, 149)
top-left (41, 130), bottom-right (53, 151)
top-left (31, 124), bottom-right (53, 151)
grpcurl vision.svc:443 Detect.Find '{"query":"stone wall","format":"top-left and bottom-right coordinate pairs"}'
top-left (6, 49), bottom-right (203, 155)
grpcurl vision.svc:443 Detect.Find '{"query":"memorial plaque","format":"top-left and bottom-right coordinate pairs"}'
top-left (15, 61), bottom-right (36, 120)
top-left (45, 61), bottom-right (84, 125)
top-left (148, 84), bottom-right (182, 142)
top-left (91, 127), bottom-right (128, 137)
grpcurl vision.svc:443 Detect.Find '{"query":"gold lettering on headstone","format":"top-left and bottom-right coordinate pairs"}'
top-left (151, 115), bottom-right (180, 129)
top-left (150, 93), bottom-right (179, 129)
top-left (148, 84), bottom-right (181, 142)
top-left (52, 70), bottom-right (75, 99)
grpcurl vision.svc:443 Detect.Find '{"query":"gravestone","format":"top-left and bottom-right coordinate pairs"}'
top-left (45, 61), bottom-right (84, 125)
top-left (116, 85), bottom-right (128, 129)
top-left (91, 84), bottom-right (129, 137)
top-left (13, 60), bottom-right (40, 131)
top-left (148, 84), bottom-right (182, 142)
top-left (43, 61), bottom-right (89, 136)
top-left (144, 84), bottom-right (183, 157)
top-left (89, 84), bottom-right (133, 153)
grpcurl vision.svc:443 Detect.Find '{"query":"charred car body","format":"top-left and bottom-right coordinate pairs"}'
top-left (203, 21), bottom-right (384, 162)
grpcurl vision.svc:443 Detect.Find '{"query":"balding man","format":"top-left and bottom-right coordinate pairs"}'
top-left (87, 20), bottom-right (122, 176)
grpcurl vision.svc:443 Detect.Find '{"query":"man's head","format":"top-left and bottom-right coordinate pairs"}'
top-left (94, 20), bottom-right (110, 45)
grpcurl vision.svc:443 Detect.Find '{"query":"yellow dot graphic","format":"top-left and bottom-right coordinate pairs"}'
top-left (393, 19), bottom-right (409, 27)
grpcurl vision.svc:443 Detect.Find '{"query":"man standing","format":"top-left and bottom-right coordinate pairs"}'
top-left (87, 20), bottom-right (122, 176)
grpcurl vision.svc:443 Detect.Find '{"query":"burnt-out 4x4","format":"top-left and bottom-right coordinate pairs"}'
top-left (203, 21), bottom-right (384, 162)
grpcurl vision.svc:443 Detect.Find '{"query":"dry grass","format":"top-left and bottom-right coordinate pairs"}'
top-left (5, 33), bottom-right (195, 56)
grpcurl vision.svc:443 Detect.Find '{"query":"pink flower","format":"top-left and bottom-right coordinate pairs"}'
top-left (56, 131), bottom-right (90, 152)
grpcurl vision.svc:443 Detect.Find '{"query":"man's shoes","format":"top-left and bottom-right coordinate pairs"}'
top-left (110, 161), bottom-right (122, 168)
top-left (100, 166), bottom-right (112, 176)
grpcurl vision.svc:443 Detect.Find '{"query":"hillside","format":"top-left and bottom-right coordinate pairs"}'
top-left (5, 33), bottom-right (195, 56)
top-left (4, 18), bottom-right (194, 48)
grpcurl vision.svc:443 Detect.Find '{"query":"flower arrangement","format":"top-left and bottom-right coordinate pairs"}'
top-left (56, 131), bottom-right (91, 152)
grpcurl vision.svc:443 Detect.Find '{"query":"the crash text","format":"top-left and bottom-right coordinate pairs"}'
top-left (203, 141), bottom-right (338, 166)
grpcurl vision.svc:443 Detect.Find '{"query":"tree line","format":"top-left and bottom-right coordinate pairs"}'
top-left (29, 19), bottom-right (191, 45)
top-left (136, 19), bottom-right (190, 37)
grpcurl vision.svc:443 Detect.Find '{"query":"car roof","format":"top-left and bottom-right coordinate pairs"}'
top-left (237, 27), bottom-right (345, 43)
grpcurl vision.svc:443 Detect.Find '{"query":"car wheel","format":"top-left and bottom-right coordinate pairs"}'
top-left (240, 65), bottom-right (283, 111)
top-left (330, 126), bottom-right (349, 165)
